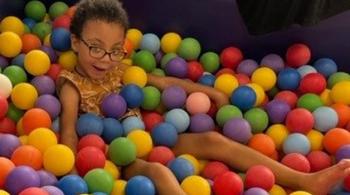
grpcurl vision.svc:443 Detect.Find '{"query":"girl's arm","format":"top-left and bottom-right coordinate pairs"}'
top-left (147, 74), bottom-right (230, 108)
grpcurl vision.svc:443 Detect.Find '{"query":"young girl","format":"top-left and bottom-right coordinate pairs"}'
top-left (58, 0), bottom-right (350, 194)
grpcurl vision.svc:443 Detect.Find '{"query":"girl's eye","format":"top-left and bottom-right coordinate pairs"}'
top-left (90, 47), bottom-right (103, 54)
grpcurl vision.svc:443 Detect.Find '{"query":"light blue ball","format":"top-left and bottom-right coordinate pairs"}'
top-left (164, 108), bottom-right (190, 133)
top-left (313, 58), bottom-right (338, 78)
top-left (297, 65), bottom-right (317, 78)
top-left (312, 106), bottom-right (338, 132)
top-left (244, 187), bottom-right (269, 195)
top-left (122, 116), bottom-right (145, 135)
top-left (51, 117), bottom-right (60, 133)
top-left (140, 33), bottom-right (160, 54)
top-left (151, 122), bottom-right (178, 147)
top-left (76, 113), bottom-right (104, 137)
top-left (56, 175), bottom-right (88, 195)
top-left (168, 157), bottom-right (194, 182)
top-left (126, 176), bottom-right (156, 195)
top-left (102, 118), bottom-right (124, 144)
top-left (283, 133), bottom-right (310, 155)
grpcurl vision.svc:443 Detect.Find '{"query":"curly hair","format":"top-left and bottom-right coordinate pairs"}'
top-left (70, 0), bottom-right (129, 37)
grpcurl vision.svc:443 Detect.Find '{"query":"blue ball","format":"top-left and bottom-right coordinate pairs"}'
top-left (76, 113), bottom-right (104, 137)
top-left (51, 117), bottom-right (60, 133)
top-left (56, 175), bottom-right (88, 195)
top-left (92, 192), bottom-right (108, 195)
top-left (126, 176), bottom-right (156, 195)
top-left (151, 122), bottom-right (178, 147)
top-left (140, 33), bottom-right (160, 54)
top-left (11, 53), bottom-right (25, 67)
top-left (50, 27), bottom-right (71, 52)
top-left (102, 118), bottom-right (124, 144)
top-left (283, 133), bottom-right (310, 155)
top-left (22, 18), bottom-right (36, 29)
top-left (230, 86), bottom-right (256, 111)
top-left (122, 116), bottom-right (145, 135)
top-left (120, 84), bottom-right (144, 108)
top-left (168, 157), bottom-right (194, 182)
top-left (313, 58), bottom-right (337, 78)
top-left (277, 67), bottom-right (301, 90)
top-left (164, 108), bottom-right (190, 133)
top-left (198, 73), bottom-right (216, 86)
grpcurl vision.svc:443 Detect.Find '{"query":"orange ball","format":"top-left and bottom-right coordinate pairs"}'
top-left (123, 37), bottom-right (134, 58)
top-left (248, 133), bottom-right (276, 156)
top-left (11, 145), bottom-right (43, 170)
top-left (22, 108), bottom-right (52, 134)
top-left (65, 5), bottom-right (77, 18)
top-left (331, 103), bottom-right (350, 128)
top-left (0, 157), bottom-right (15, 188)
top-left (323, 128), bottom-right (350, 154)
top-left (21, 33), bottom-right (42, 53)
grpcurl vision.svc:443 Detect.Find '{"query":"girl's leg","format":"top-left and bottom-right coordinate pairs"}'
top-left (172, 132), bottom-right (350, 195)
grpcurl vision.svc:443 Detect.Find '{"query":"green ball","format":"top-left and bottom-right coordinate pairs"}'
top-left (327, 72), bottom-right (350, 89)
top-left (32, 22), bottom-right (52, 40)
top-left (6, 103), bottom-right (24, 122)
top-left (267, 86), bottom-right (279, 99)
top-left (151, 68), bottom-right (165, 76)
top-left (141, 86), bottom-right (161, 110)
top-left (108, 137), bottom-right (136, 166)
top-left (25, 0), bottom-right (47, 22)
top-left (49, 1), bottom-right (69, 19)
top-left (160, 53), bottom-right (177, 69)
top-left (200, 52), bottom-right (220, 73)
top-left (244, 108), bottom-right (269, 134)
top-left (216, 105), bottom-right (243, 127)
top-left (83, 168), bottom-right (114, 194)
top-left (3, 65), bottom-right (27, 86)
top-left (297, 93), bottom-right (323, 112)
top-left (24, 25), bottom-right (31, 33)
top-left (177, 37), bottom-right (201, 60)
top-left (133, 50), bottom-right (156, 73)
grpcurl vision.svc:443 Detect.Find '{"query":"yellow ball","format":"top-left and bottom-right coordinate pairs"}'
top-left (269, 184), bottom-right (287, 195)
top-left (104, 160), bottom-right (120, 179)
top-left (122, 66), bottom-right (147, 87)
top-left (18, 135), bottom-right (28, 145)
top-left (122, 58), bottom-right (133, 66)
top-left (43, 144), bottom-right (75, 176)
top-left (0, 32), bottom-right (22, 57)
top-left (127, 130), bottom-right (153, 158)
top-left (24, 50), bottom-right (51, 76)
top-left (17, 117), bottom-right (25, 136)
top-left (127, 28), bottom-right (143, 49)
top-left (161, 32), bottom-right (182, 53)
top-left (181, 175), bottom-right (211, 195)
top-left (0, 190), bottom-right (10, 195)
top-left (251, 67), bottom-right (277, 91)
top-left (28, 127), bottom-right (58, 153)
top-left (266, 124), bottom-right (289, 150)
top-left (198, 160), bottom-right (208, 174)
top-left (1, 16), bottom-right (24, 35)
top-left (320, 89), bottom-right (333, 106)
top-left (214, 73), bottom-right (238, 96)
top-left (330, 81), bottom-right (350, 105)
top-left (289, 191), bottom-right (312, 195)
top-left (247, 83), bottom-right (266, 106)
top-left (307, 129), bottom-right (324, 151)
top-left (111, 179), bottom-right (127, 195)
top-left (11, 83), bottom-right (38, 110)
top-left (44, 33), bottom-right (51, 46)
top-left (179, 154), bottom-right (200, 175)
top-left (58, 50), bottom-right (78, 71)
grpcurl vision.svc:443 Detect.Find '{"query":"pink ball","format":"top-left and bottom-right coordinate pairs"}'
top-left (306, 151), bottom-right (332, 172)
top-left (285, 108), bottom-right (314, 134)
top-left (299, 73), bottom-right (327, 94)
top-left (77, 134), bottom-right (106, 152)
top-left (186, 92), bottom-right (211, 115)
top-left (147, 146), bottom-right (175, 165)
top-left (244, 165), bottom-right (275, 191)
top-left (76, 146), bottom-right (106, 176)
top-left (201, 161), bottom-right (229, 181)
top-left (19, 187), bottom-right (49, 195)
top-left (281, 153), bottom-right (311, 173)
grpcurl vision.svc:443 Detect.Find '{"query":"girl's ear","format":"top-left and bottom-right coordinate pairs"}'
top-left (71, 34), bottom-right (80, 52)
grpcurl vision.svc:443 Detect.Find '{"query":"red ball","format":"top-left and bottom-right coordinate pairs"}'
top-left (201, 161), bottom-right (229, 180)
top-left (220, 47), bottom-right (243, 70)
top-left (285, 108), bottom-right (314, 134)
top-left (21, 33), bottom-right (42, 54)
top-left (53, 15), bottom-right (71, 29)
top-left (274, 90), bottom-right (298, 108)
top-left (19, 187), bottom-right (49, 195)
top-left (286, 43), bottom-right (311, 68)
top-left (76, 146), bottom-right (106, 176)
top-left (299, 73), bottom-right (326, 94)
top-left (281, 153), bottom-right (311, 172)
top-left (206, 101), bottom-right (218, 118)
top-left (0, 95), bottom-right (8, 119)
top-left (306, 151), bottom-right (332, 172)
top-left (213, 171), bottom-right (243, 195)
top-left (215, 68), bottom-right (235, 77)
top-left (78, 134), bottom-right (106, 152)
top-left (0, 117), bottom-right (16, 134)
top-left (142, 111), bottom-right (164, 132)
top-left (147, 146), bottom-right (175, 165)
top-left (46, 64), bottom-right (62, 81)
top-left (343, 174), bottom-right (350, 192)
top-left (187, 61), bottom-right (204, 82)
top-left (244, 165), bottom-right (275, 191)
top-left (235, 73), bottom-right (250, 85)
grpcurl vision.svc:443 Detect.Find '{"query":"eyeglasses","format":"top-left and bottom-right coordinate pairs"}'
top-left (80, 38), bottom-right (126, 62)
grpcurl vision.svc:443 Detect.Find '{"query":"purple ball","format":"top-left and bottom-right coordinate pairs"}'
top-left (101, 93), bottom-right (127, 118)
top-left (189, 113), bottom-right (215, 133)
top-left (31, 75), bottom-right (56, 95)
top-left (265, 99), bottom-right (291, 124)
top-left (244, 187), bottom-right (269, 195)
top-left (260, 54), bottom-right (285, 72)
top-left (155, 50), bottom-right (164, 64)
top-left (165, 56), bottom-right (188, 78)
top-left (5, 166), bottom-right (41, 195)
top-left (223, 118), bottom-right (252, 144)
top-left (42, 186), bottom-right (65, 195)
top-left (37, 170), bottom-right (57, 186)
top-left (161, 85), bottom-right (187, 109)
top-left (335, 144), bottom-right (350, 162)
top-left (35, 94), bottom-right (61, 119)
top-left (41, 45), bottom-right (57, 63)
top-left (236, 59), bottom-right (258, 76)
top-left (0, 134), bottom-right (21, 157)
top-left (0, 55), bottom-right (8, 69)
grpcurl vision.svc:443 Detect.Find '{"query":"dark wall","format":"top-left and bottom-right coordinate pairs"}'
top-left (1, 0), bottom-right (349, 71)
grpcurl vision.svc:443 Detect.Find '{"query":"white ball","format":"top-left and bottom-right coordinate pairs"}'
top-left (0, 74), bottom-right (12, 98)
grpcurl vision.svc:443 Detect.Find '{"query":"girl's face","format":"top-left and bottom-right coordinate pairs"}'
top-left (71, 20), bottom-right (125, 80)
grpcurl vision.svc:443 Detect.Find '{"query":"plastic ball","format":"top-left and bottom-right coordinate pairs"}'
top-left (140, 33), bottom-right (160, 54)
top-left (247, 83), bottom-right (266, 106)
top-left (22, 108), bottom-right (52, 134)
top-left (286, 43), bottom-right (311, 68)
top-left (331, 103), bottom-right (350, 127)
top-left (0, 117), bottom-right (16, 135)
top-left (236, 59), bottom-right (258, 76)
top-left (1, 16), bottom-right (24, 35)
top-left (265, 99), bottom-right (291, 124)
top-left (58, 50), bottom-right (77, 71)
top-left (11, 83), bottom-right (38, 109)
top-left (0, 95), bottom-right (8, 119)
top-left (220, 46), bottom-right (243, 69)
top-left (24, 50), bottom-right (50, 76)
top-left (187, 60), bottom-right (204, 81)
top-left (178, 154), bottom-right (200, 175)
top-left (43, 144), bottom-right (75, 176)
top-left (127, 130), bottom-right (153, 157)
top-left (201, 161), bottom-right (229, 180)
top-left (331, 81), bottom-right (350, 105)
top-left (251, 67), bottom-right (277, 91)
top-left (37, 169), bottom-right (57, 186)
top-left (244, 108), bottom-right (269, 134)
top-left (18, 187), bottom-right (49, 195)
top-left (32, 22), bottom-right (52, 41)
top-left (53, 14), bottom-right (71, 29)
top-left (213, 171), bottom-right (244, 195)
top-left (307, 151), bottom-right (332, 172)
top-left (214, 73), bottom-right (238, 96)
top-left (313, 58), bottom-right (337, 78)
top-left (274, 90), bottom-right (298, 108)
top-left (248, 134), bottom-right (276, 156)
top-left (78, 134), bottom-right (106, 152)
top-left (122, 116), bottom-right (145, 135)
top-left (165, 56), bottom-right (188, 78)
top-left (223, 117), bottom-right (252, 144)
top-left (215, 105), bottom-right (243, 127)
top-left (161, 85), bottom-right (187, 109)
top-left (0, 157), bottom-right (15, 188)
top-left (30, 76), bottom-right (55, 96)
top-left (306, 130), bottom-right (324, 151)
top-left (50, 28), bottom-right (71, 52)
top-left (269, 184), bottom-right (287, 195)
top-left (283, 133), bottom-right (311, 155)
top-left (76, 147), bottom-right (106, 176)
top-left (5, 166), bottom-right (40, 195)
top-left (76, 113), bottom-right (103, 137)
top-left (312, 106), bottom-right (338, 132)
top-left (56, 175), bottom-right (88, 195)
top-left (323, 128), bottom-right (350, 154)
top-left (3, 65), bottom-right (27, 86)
top-left (245, 187), bottom-right (269, 195)
top-left (319, 89), bottom-right (333, 106)
top-left (104, 160), bottom-right (120, 179)
top-left (21, 34), bottom-right (41, 54)
top-left (11, 145), bottom-right (42, 170)
top-left (266, 124), bottom-right (289, 150)
top-left (177, 37), bottom-right (201, 60)
top-left (198, 73), bottom-right (216, 87)
top-left (164, 108), bottom-right (190, 133)
top-left (299, 73), bottom-right (326, 94)
top-left (141, 86), bottom-right (161, 110)
top-left (41, 186), bottom-right (64, 195)
top-left (200, 51), bottom-right (220, 73)
top-left (120, 84), bottom-right (144, 109)
top-left (49, 1), bottom-right (68, 19)
top-left (148, 146), bottom-right (175, 165)
top-left (185, 92), bottom-right (211, 115)
top-left (160, 32), bottom-right (181, 53)
top-left (24, 0), bottom-right (46, 21)
top-left (281, 153), bottom-right (310, 172)
top-left (101, 93), bottom-right (127, 119)
top-left (0, 134), bottom-right (21, 157)
top-left (230, 86), bottom-right (256, 111)
top-left (189, 113), bottom-right (215, 133)
top-left (142, 111), bottom-right (164, 132)
top-left (126, 28), bottom-right (143, 49)
top-left (327, 72), bottom-right (350, 89)
top-left (151, 122), bottom-right (178, 147)
top-left (133, 50), bottom-right (156, 72)
top-left (260, 53), bottom-right (285, 72)
top-left (0, 74), bottom-right (12, 98)
top-left (181, 175), bottom-right (211, 195)
top-left (122, 66), bottom-right (147, 87)
top-left (297, 65), bottom-right (317, 78)
top-left (108, 137), bottom-right (136, 166)
top-left (277, 68), bottom-right (301, 90)
top-left (297, 93), bottom-right (323, 112)
top-left (125, 175), bottom-right (155, 195)
top-left (35, 94), bottom-right (61, 119)
top-left (46, 63), bottom-right (62, 81)
top-left (289, 191), bottom-right (312, 195)
top-left (0, 32), bottom-right (22, 57)
top-left (285, 108), bottom-right (314, 134)
top-left (168, 157), bottom-right (194, 182)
